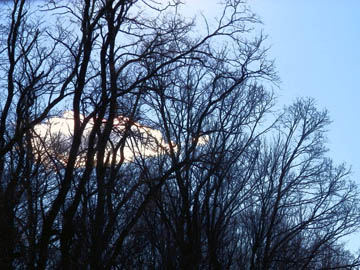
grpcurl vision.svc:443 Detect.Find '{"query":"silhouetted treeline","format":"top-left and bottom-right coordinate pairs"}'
top-left (0, 0), bottom-right (359, 269)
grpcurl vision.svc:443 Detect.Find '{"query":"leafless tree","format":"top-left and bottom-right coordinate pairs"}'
top-left (237, 99), bottom-right (360, 270)
top-left (0, 0), bottom-right (359, 270)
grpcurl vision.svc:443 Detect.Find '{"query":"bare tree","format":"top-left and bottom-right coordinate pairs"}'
top-left (0, 0), bottom-right (359, 270)
top-left (238, 98), bottom-right (360, 270)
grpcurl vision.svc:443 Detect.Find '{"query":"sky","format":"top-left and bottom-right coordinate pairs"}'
top-left (183, 0), bottom-right (360, 252)
top-left (249, 0), bottom-right (360, 180)
top-left (248, 0), bottom-right (360, 252)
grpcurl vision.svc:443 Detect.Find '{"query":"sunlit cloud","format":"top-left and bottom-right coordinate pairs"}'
top-left (32, 111), bottom-right (209, 169)
top-left (32, 111), bottom-right (173, 168)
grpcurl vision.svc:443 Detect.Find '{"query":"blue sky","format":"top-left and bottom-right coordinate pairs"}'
top-left (250, 0), bottom-right (360, 252)
top-left (250, 0), bottom-right (360, 178)
top-left (184, 0), bottom-right (360, 251)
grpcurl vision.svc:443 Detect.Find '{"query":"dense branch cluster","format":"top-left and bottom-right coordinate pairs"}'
top-left (0, 0), bottom-right (359, 269)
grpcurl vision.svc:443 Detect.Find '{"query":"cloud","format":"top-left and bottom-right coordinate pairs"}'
top-left (31, 111), bottom-right (173, 168)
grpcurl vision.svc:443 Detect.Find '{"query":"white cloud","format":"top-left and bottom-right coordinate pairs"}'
top-left (32, 111), bottom-right (173, 168)
top-left (32, 111), bottom-right (209, 169)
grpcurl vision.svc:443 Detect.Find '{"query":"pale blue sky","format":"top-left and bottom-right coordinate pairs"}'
top-left (250, 0), bottom-right (360, 252)
top-left (250, 0), bottom-right (360, 180)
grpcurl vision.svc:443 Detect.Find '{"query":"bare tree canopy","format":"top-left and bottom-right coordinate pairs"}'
top-left (0, 0), bottom-right (359, 269)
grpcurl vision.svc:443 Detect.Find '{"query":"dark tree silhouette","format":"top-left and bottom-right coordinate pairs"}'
top-left (0, 0), bottom-right (359, 269)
